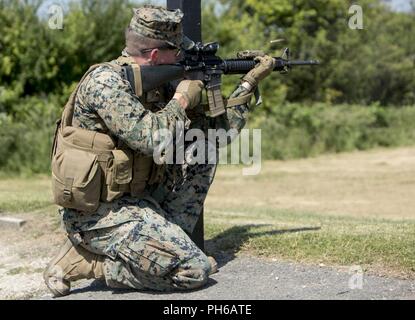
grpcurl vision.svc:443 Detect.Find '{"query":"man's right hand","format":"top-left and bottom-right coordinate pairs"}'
top-left (173, 80), bottom-right (204, 109)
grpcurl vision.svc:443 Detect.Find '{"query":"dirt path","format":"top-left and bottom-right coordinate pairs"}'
top-left (0, 209), bottom-right (65, 299)
top-left (37, 255), bottom-right (415, 300)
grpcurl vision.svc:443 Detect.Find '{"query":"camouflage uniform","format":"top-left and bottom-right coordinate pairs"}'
top-left (60, 5), bottom-right (253, 291)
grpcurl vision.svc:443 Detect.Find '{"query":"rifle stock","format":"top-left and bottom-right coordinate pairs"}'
top-left (140, 65), bottom-right (185, 93)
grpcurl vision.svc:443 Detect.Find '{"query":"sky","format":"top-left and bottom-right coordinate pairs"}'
top-left (388, 0), bottom-right (413, 11)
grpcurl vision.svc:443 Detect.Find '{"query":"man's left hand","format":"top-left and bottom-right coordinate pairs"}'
top-left (242, 55), bottom-right (276, 88)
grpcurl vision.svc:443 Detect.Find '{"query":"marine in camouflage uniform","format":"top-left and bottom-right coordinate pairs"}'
top-left (44, 5), bottom-right (275, 296)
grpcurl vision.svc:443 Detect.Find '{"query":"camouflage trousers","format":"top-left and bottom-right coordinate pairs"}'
top-left (77, 162), bottom-right (217, 291)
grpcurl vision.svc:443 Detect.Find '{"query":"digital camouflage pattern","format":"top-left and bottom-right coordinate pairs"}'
top-left (128, 5), bottom-right (193, 50)
top-left (56, 2), bottom-right (255, 292)
top-left (65, 59), bottom-right (252, 234)
top-left (80, 200), bottom-right (212, 291)
top-left (72, 63), bottom-right (189, 156)
top-left (61, 54), bottom-right (253, 290)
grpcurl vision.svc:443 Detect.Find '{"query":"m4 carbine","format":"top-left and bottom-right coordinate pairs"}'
top-left (124, 42), bottom-right (319, 117)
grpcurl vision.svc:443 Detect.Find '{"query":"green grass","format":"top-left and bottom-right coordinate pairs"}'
top-left (1, 175), bottom-right (414, 278)
top-left (205, 207), bottom-right (415, 277)
top-left (0, 175), bottom-right (52, 213)
top-left (5, 266), bottom-right (44, 276)
top-left (6, 267), bottom-right (32, 276)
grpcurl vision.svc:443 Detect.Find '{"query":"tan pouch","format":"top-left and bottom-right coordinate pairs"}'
top-left (51, 147), bottom-right (102, 212)
top-left (104, 149), bottom-right (133, 201)
top-left (130, 155), bottom-right (153, 196)
top-left (61, 126), bottom-right (116, 151)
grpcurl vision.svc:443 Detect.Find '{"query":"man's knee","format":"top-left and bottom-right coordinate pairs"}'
top-left (102, 254), bottom-right (211, 292)
top-left (171, 254), bottom-right (211, 290)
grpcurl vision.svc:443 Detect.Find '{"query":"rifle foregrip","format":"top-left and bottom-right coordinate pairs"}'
top-left (222, 58), bottom-right (288, 74)
top-left (222, 60), bottom-right (257, 74)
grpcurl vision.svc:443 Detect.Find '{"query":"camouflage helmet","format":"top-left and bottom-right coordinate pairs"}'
top-left (128, 5), bottom-right (194, 50)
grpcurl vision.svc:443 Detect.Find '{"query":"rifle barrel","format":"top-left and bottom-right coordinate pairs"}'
top-left (288, 60), bottom-right (320, 66)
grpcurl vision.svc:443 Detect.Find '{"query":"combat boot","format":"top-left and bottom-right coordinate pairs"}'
top-left (43, 238), bottom-right (106, 297)
top-left (208, 256), bottom-right (218, 275)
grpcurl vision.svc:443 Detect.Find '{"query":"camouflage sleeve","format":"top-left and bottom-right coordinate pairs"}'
top-left (79, 65), bottom-right (190, 155)
top-left (224, 84), bottom-right (252, 133)
top-left (209, 84), bottom-right (253, 145)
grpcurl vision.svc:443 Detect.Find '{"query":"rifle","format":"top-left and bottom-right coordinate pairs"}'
top-left (124, 42), bottom-right (319, 117)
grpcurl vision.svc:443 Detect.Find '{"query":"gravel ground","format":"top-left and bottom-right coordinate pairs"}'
top-left (38, 255), bottom-right (415, 300)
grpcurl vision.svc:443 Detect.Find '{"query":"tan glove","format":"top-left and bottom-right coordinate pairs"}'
top-left (236, 50), bottom-right (265, 59)
top-left (242, 55), bottom-right (276, 88)
top-left (174, 80), bottom-right (204, 109)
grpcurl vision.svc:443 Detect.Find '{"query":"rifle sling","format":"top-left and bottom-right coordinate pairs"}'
top-left (226, 92), bottom-right (254, 108)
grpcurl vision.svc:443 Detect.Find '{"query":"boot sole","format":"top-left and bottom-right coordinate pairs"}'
top-left (43, 238), bottom-right (73, 297)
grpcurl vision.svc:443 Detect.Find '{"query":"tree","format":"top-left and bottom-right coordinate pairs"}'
top-left (202, 0), bottom-right (415, 106)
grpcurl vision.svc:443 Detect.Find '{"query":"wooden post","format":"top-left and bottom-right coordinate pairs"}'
top-left (166, 0), bottom-right (205, 251)
top-left (167, 0), bottom-right (202, 43)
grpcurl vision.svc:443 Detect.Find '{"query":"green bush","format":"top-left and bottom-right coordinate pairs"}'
top-left (251, 103), bottom-right (415, 160)
top-left (0, 95), bottom-right (62, 175)
top-left (0, 0), bottom-right (134, 176)
top-left (203, 0), bottom-right (415, 107)
top-left (1, 0), bottom-right (415, 174)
